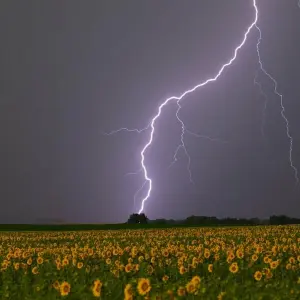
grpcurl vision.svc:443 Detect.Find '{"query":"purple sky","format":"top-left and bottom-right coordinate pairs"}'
top-left (0, 0), bottom-right (300, 223)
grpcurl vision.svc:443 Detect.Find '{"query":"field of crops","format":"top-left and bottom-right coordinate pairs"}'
top-left (0, 226), bottom-right (299, 299)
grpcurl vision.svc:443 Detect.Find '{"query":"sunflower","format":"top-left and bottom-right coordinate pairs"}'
top-left (229, 263), bottom-right (239, 273)
top-left (137, 278), bottom-right (151, 296)
top-left (265, 271), bottom-right (273, 279)
top-left (191, 275), bottom-right (201, 287)
top-left (208, 264), bottom-right (213, 273)
top-left (134, 264), bottom-right (139, 271)
top-left (53, 280), bottom-right (60, 290)
top-left (125, 263), bottom-right (132, 273)
top-left (37, 257), bottom-right (43, 265)
top-left (289, 257), bottom-right (296, 264)
top-left (56, 262), bottom-right (61, 270)
top-left (32, 266), bottom-right (39, 275)
top-left (162, 249), bottom-right (169, 257)
top-left (251, 254), bottom-right (258, 262)
top-left (27, 258), bottom-right (32, 266)
top-left (186, 281), bottom-right (196, 294)
top-left (147, 264), bottom-right (154, 275)
top-left (228, 252), bottom-right (235, 260)
top-left (94, 280), bottom-right (102, 288)
top-left (254, 271), bottom-right (262, 281)
top-left (179, 266), bottom-right (186, 275)
top-left (204, 249), bottom-right (210, 259)
top-left (62, 258), bottom-right (69, 266)
top-left (60, 281), bottom-right (71, 296)
top-left (92, 279), bottom-right (102, 297)
top-left (236, 249), bottom-right (244, 259)
top-left (124, 283), bottom-right (133, 299)
top-left (270, 260), bottom-right (279, 269)
top-left (177, 286), bottom-right (186, 297)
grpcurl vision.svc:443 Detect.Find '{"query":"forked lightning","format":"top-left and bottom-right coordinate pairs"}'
top-left (106, 0), bottom-right (299, 214)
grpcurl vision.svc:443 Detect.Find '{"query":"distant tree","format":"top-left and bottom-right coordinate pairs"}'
top-left (269, 215), bottom-right (288, 225)
top-left (184, 215), bottom-right (219, 225)
top-left (139, 213), bottom-right (148, 224)
top-left (127, 213), bottom-right (139, 224)
top-left (127, 213), bottom-right (148, 224)
top-left (269, 215), bottom-right (300, 225)
top-left (151, 219), bottom-right (167, 225)
top-left (250, 218), bottom-right (260, 225)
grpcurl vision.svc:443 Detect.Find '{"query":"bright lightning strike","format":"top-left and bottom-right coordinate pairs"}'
top-left (106, 0), bottom-right (299, 214)
top-left (255, 24), bottom-right (299, 184)
top-left (133, 181), bottom-right (147, 212)
top-left (134, 0), bottom-right (259, 214)
top-left (109, 0), bottom-right (259, 214)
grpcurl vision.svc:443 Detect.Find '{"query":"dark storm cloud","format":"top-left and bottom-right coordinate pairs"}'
top-left (0, 1), bottom-right (299, 223)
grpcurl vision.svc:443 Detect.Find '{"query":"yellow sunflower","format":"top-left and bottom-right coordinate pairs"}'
top-left (137, 278), bottom-right (151, 296)
top-left (60, 281), bottom-right (71, 296)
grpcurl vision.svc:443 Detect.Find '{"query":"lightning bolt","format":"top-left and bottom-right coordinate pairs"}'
top-left (106, 0), bottom-right (299, 214)
top-left (168, 101), bottom-right (194, 184)
top-left (103, 126), bottom-right (149, 135)
top-left (254, 71), bottom-right (269, 139)
top-left (255, 24), bottom-right (299, 184)
top-left (124, 169), bottom-right (143, 177)
top-left (133, 181), bottom-right (147, 212)
top-left (185, 130), bottom-right (228, 143)
top-left (168, 100), bottom-right (228, 182)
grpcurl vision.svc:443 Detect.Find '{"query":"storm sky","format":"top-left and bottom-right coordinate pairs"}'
top-left (0, 1), bottom-right (300, 223)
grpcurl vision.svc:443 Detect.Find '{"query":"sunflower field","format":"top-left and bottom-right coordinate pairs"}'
top-left (0, 226), bottom-right (300, 299)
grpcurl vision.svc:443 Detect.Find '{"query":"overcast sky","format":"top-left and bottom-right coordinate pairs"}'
top-left (0, 0), bottom-right (299, 223)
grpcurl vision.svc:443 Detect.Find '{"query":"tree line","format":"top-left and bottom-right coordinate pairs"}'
top-left (127, 213), bottom-right (300, 226)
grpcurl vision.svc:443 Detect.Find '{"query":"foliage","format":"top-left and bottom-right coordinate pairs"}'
top-left (0, 226), bottom-right (300, 299)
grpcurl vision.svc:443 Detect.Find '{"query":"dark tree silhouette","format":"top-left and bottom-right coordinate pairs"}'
top-left (127, 213), bottom-right (148, 224)
top-left (125, 213), bottom-right (300, 227)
